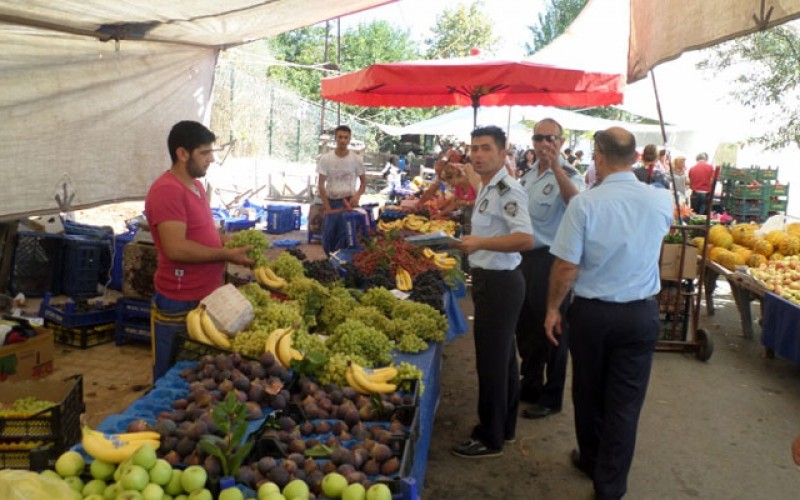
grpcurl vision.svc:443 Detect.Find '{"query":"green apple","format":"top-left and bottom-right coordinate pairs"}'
top-left (103, 482), bottom-right (122, 500)
top-left (55, 450), bottom-right (85, 477)
top-left (179, 465), bottom-right (207, 493)
top-left (164, 469), bottom-right (183, 496)
top-left (149, 459), bottom-right (173, 486)
top-left (321, 472), bottom-right (348, 498)
top-left (174, 496), bottom-right (188, 500)
top-left (115, 458), bottom-right (133, 482)
top-left (39, 469), bottom-right (62, 481)
top-left (121, 464), bottom-right (150, 491)
top-left (258, 482), bottom-right (281, 499)
top-left (91, 459), bottom-right (117, 481)
top-left (83, 478), bottom-right (107, 496)
top-left (282, 479), bottom-right (309, 500)
top-left (261, 493), bottom-right (286, 500)
top-left (187, 488), bottom-right (213, 500)
top-left (85, 495), bottom-right (105, 500)
top-left (142, 483), bottom-right (165, 500)
top-left (365, 483), bottom-right (391, 500)
top-left (219, 486), bottom-right (245, 500)
top-left (132, 443), bottom-right (158, 470)
top-left (116, 491), bottom-right (144, 500)
top-left (342, 483), bottom-right (366, 500)
top-left (64, 475), bottom-right (84, 492)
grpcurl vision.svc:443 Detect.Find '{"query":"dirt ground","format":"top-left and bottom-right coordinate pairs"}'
top-left (37, 203), bottom-right (800, 498)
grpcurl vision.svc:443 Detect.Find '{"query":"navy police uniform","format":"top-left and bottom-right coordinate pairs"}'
top-left (516, 159), bottom-right (584, 410)
top-left (550, 171), bottom-right (672, 499)
top-left (468, 168), bottom-right (533, 450)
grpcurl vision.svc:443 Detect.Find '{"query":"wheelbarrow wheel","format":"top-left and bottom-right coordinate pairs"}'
top-left (695, 328), bottom-right (714, 361)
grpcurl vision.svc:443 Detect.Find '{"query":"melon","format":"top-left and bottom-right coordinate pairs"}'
top-left (778, 235), bottom-right (800, 256)
top-left (747, 253), bottom-right (768, 268)
top-left (717, 250), bottom-right (738, 271)
top-left (752, 238), bottom-right (773, 257)
top-left (769, 252), bottom-right (785, 261)
top-left (766, 230), bottom-right (789, 247)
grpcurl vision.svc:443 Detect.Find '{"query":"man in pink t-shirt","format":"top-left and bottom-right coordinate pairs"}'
top-left (688, 152), bottom-right (715, 215)
top-left (145, 121), bottom-right (253, 380)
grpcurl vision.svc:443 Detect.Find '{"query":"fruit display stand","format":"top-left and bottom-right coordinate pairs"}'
top-left (702, 259), bottom-right (764, 341)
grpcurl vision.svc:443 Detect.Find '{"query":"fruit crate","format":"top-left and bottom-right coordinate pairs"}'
top-left (720, 165), bottom-right (756, 182)
top-left (8, 232), bottom-right (64, 297)
top-left (223, 217), bottom-right (258, 232)
top-left (767, 184), bottom-right (789, 197)
top-left (768, 199), bottom-right (788, 212)
top-left (756, 167), bottom-right (779, 181)
top-left (61, 235), bottom-right (112, 297)
top-left (265, 205), bottom-right (302, 234)
top-left (169, 332), bottom-right (244, 365)
top-left (108, 231), bottom-right (137, 291)
top-left (51, 322), bottom-right (115, 349)
top-left (39, 293), bottom-right (117, 328)
top-left (729, 200), bottom-right (765, 217)
top-left (731, 184), bottom-right (768, 198)
top-left (0, 375), bottom-right (84, 469)
top-left (63, 220), bottom-right (114, 240)
top-left (116, 297), bottom-right (151, 321)
top-left (114, 321), bottom-right (151, 345)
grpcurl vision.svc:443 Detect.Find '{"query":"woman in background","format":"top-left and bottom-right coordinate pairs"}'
top-left (517, 149), bottom-right (536, 178)
top-left (671, 156), bottom-right (688, 204)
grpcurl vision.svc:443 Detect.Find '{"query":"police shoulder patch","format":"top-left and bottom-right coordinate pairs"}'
top-left (497, 180), bottom-right (511, 196)
top-left (504, 201), bottom-right (518, 217)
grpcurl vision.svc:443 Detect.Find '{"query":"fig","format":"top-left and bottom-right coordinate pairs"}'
top-left (249, 382), bottom-right (265, 404)
top-left (163, 450), bottom-right (181, 466)
top-left (281, 459), bottom-right (298, 474)
top-left (306, 438), bottom-right (320, 448)
top-left (204, 455), bottom-right (221, 476)
top-left (353, 448), bottom-right (369, 469)
top-left (363, 439), bottom-right (377, 452)
top-left (171, 399), bottom-right (190, 410)
top-left (370, 444), bottom-right (392, 463)
top-left (270, 394), bottom-right (287, 411)
top-left (381, 457), bottom-right (400, 475)
top-left (342, 387), bottom-right (358, 401)
top-left (236, 466), bottom-right (256, 488)
top-left (299, 421), bottom-right (315, 436)
top-left (260, 352), bottom-right (277, 367)
top-left (330, 389), bottom-right (344, 405)
top-left (322, 460), bottom-right (338, 474)
top-left (330, 447), bottom-right (354, 466)
top-left (245, 401), bottom-right (263, 420)
top-left (333, 421), bottom-right (349, 436)
top-left (345, 471), bottom-right (367, 485)
top-left (218, 379), bottom-right (234, 394)
top-left (183, 452), bottom-right (201, 466)
top-left (337, 464), bottom-right (356, 477)
top-left (257, 456), bottom-right (277, 474)
top-left (314, 421), bottom-right (332, 435)
top-left (234, 389), bottom-right (248, 403)
top-left (278, 416), bottom-right (296, 431)
top-left (303, 458), bottom-right (319, 475)
top-left (268, 465), bottom-right (290, 488)
top-left (344, 408), bottom-right (360, 427)
top-left (304, 402), bottom-right (321, 419)
top-left (159, 436), bottom-right (178, 455)
top-left (233, 373), bottom-right (250, 392)
top-left (288, 453), bottom-right (305, 466)
top-left (176, 437), bottom-right (197, 457)
top-left (388, 421), bottom-right (404, 434)
top-left (154, 419), bottom-right (177, 437)
top-left (288, 439), bottom-right (306, 454)
top-left (362, 459), bottom-right (380, 476)
top-left (308, 470), bottom-right (325, 494)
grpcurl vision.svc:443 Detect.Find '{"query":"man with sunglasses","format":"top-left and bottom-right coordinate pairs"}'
top-left (545, 127), bottom-right (672, 499)
top-left (515, 118), bottom-right (584, 420)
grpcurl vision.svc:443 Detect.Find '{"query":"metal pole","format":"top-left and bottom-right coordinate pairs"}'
top-left (651, 69), bottom-right (684, 224)
top-left (336, 18), bottom-right (341, 125)
top-left (268, 87), bottom-right (274, 156)
top-left (320, 20), bottom-right (330, 136)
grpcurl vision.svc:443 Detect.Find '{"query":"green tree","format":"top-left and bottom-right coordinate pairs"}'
top-left (698, 24), bottom-right (800, 150)
top-left (525, 0), bottom-right (587, 55)
top-left (267, 26), bottom-right (329, 102)
top-left (425, 1), bottom-right (499, 58)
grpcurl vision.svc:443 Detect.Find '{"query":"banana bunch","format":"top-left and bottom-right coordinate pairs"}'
top-left (254, 266), bottom-right (287, 290)
top-left (81, 426), bottom-right (160, 464)
top-left (377, 219), bottom-right (404, 232)
top-left (422, 247), bottom-right (457, 270)
top-left (186, 307), bottom-right (232, 349)
top-left (264, 327), bottom-right (303, 368)
top-left (427, 219), bottom-right (457, 236)
top-left (395, 268), bottom-right (413, 291)
top-left (403, 214), bottom-right (428, 231)
top-left (345, 361), bottom-right (398, 394)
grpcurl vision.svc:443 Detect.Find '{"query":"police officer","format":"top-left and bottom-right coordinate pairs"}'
top-left (516, 118), bottom-right (584, 419)
top-left (451, 126), bottom-right (534, 458)
top-left (545, 127), bottom-right (672, 499)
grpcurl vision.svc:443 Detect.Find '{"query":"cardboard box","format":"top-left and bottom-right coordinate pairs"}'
top-left (660, 243), bottom-right (699, 281)
top-left (0, 328), bottom-right (54, 382)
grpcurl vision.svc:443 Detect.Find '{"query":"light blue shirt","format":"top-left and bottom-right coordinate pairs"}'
top-left (519, 158), bottom-right (585, 248)
top-left (550, 171), bottom-right (672, 302)
top-left (469, 168), bottom-right (534, 271)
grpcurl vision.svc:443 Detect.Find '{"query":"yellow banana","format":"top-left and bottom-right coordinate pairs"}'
top-left (423, 247), bottom-right (435, 259)
top-left (345, 366), bottom-right (372, 395)
top-left (352, 362), bottom-right (398, 383)
top-left (186, 308), bottom-right (212, 345)
top-left (81, 426), bottom-right (160, 464)
top-left (83, 426), bottom-right (161, 442)
top-left (199, 309), bottom-right (231, 349)
top-left (434, 256), bottom-right (456, 270)
top-left (257, 266), bottom-right (287, 290)
top-left (395, 268), bottom-right (413, 291)
top-left (276, 331), bottom-right (303, 368)
top-left (264, 327), bottom-right (292, 355)
top-left (348, 363), bottom-right (397, 394)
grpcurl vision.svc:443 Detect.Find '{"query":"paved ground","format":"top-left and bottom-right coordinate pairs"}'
top-left (424, 280), bottom-right (800, 499)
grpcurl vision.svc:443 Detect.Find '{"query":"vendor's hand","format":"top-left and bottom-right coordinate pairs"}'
top-left (349, 194), bottom-right (361, 207)
top-left (225, 245), bottom-right (255, 267)
top-left (544, 308), bottom-right (562, 346)
top-left (537, 140), bottom-right (561, 171)
top-left (455, 235), bottom-right (483, 255)
top-left (792, 433), bottom-right (800, 465)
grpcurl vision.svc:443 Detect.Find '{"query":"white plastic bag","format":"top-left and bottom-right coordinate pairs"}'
top-left (755, 214), bottom-right (787, 236)
top-left (200, 283), bottom-right (254, 335)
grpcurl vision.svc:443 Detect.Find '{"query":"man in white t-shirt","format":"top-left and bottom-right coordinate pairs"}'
top-left (316, 125), bottom-right (366, 254)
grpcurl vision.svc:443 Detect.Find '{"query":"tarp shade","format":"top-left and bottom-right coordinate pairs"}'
top-left (0, 0), bottom-right (394, 220)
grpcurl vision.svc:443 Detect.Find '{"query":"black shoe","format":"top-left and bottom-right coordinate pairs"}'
top-left (521, 404), bottom-right (560, 419)
top-left (570, 449), bottom-right (594, 479)
top-left (505, 436), bottom-right (516, 445)
top-left (451, 439), bottom-right (503, 459)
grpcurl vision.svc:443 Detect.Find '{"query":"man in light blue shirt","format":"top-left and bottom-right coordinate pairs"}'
top-left (545, 127), bottom-right (672, 499)
top-left (451, 125), bottom-right (534, 459)
top-left (516, 118), bottom-right (584, 420)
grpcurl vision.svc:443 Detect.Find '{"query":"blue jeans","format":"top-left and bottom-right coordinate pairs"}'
top-left (322, 199), bottom-right (349, 255)
top-left (151, 293), bottom-right (199, 382)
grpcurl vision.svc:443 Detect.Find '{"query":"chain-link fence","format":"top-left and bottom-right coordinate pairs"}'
top-left (210, 58), bottom-right (377, 164)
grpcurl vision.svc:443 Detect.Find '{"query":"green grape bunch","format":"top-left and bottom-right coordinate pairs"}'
top-left (267, 252), bottom-right (305, 280)
top-left (396, 333), bottom-right (428, 353)
top-left (326, 319), bottom-right (395, 367)
top-left (224, 229), bottom-right (269, 268)
top-left (391, 361), bottom-right (425, 395)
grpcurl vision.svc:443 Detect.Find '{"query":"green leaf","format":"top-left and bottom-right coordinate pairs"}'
top-left (229, 441), bottom-right (255, 476)
top-left (304, 444), bottom-right (333, 458)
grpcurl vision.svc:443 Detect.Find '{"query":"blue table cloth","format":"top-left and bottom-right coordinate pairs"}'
top-left (762, 292), bottom-right (800, 364)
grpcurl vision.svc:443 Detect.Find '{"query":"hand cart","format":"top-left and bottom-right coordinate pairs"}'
top-left (656, 171), bottom-right (720, 361)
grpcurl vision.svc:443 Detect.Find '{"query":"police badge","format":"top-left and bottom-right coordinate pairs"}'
top-left (504, 201), bottom-right (518, 217)
top-left (478, 198), bottom-right (489, 213)
top-left (543, 183), bottom-right (554, 195)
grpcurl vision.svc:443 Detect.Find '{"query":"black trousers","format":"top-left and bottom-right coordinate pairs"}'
top-left (515, 248), bottom-right (570, 409)
top-left (470, 267), bottom-right (525, 450)
top-left (568, 296), bottom-right (659, 500)
top-left (690, 191), bottom-right (708, 216)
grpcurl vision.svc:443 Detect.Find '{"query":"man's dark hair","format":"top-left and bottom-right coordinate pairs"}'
top-left (168, 121), bottom-right (215, 163)
top-left (471, 125), bottom-right (507, 151)
top-left (642, 144), bottom-right (658, 163)
top-left (595, 128), bottom-right (636, 166)
top-left (696, 152), bottom-right (708, 161)
top-left (564, 148), bottom-right (573, 155)
top-left (334, 125), bottom-right (352, 135)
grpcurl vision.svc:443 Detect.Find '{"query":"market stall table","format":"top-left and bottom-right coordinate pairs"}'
top-left (703, 259), bottom-right (764, 340)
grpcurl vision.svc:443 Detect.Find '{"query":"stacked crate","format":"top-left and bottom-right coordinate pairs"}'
top-left (39, 294), bottom-right (116, 349)
top-left (114, 298), bottom-right (151, 345)
top-left (720, 165), bottom-right (789, 223)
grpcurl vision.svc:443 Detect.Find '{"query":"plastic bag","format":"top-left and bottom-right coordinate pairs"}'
top-left (0, 469), bottom-right (77, 500)
top-left (755, 214), bottom-right (787, 236)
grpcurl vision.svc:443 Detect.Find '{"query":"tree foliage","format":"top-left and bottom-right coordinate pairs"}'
top-left (425, 1), bottom-right (499, 58)
top-left (698, 24), bottom-right (800, 150)
top-left (525, 0), bottom-right (587, 55)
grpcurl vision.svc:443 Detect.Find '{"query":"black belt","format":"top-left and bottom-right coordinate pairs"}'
top-left (471, 267), bottom-right (520, 275)
top-left (574, 295), bottom-right (656, 306)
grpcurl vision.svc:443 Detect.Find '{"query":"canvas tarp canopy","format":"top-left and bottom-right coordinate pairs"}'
top-left (0, 0), bottom-right (394, 220)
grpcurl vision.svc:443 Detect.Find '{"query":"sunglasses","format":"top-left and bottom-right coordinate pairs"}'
top-left (532, 134), bottom-right (559, 143)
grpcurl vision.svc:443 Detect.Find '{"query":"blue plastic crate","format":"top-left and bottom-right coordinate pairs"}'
top-left (265, 205), bottom-right (301, 234)
top-left (116, 297), bottom-right (151, 321)
top-left (9, 232), bottom-right (64, 296)
top-left (61, 235), bottom-right (111, 297)
top-left (108, 232), bottom-right (136, 291)
top-left (343, 211), bottom-right (368, 248)
top-left (63, 220), bottom-right (113, 240)
top-left (39, 293), bottom-right (116, 328)
top-left (223, 217), bottom-right (257, 232)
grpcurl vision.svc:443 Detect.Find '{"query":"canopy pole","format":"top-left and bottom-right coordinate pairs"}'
top-left (651, 69), bottom-right (684, 224)
top-left (471, 94), bottom-right (481, 129)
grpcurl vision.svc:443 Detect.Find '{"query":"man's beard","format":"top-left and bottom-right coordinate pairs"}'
top-left (187, 157), bottom-right (206, 179)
